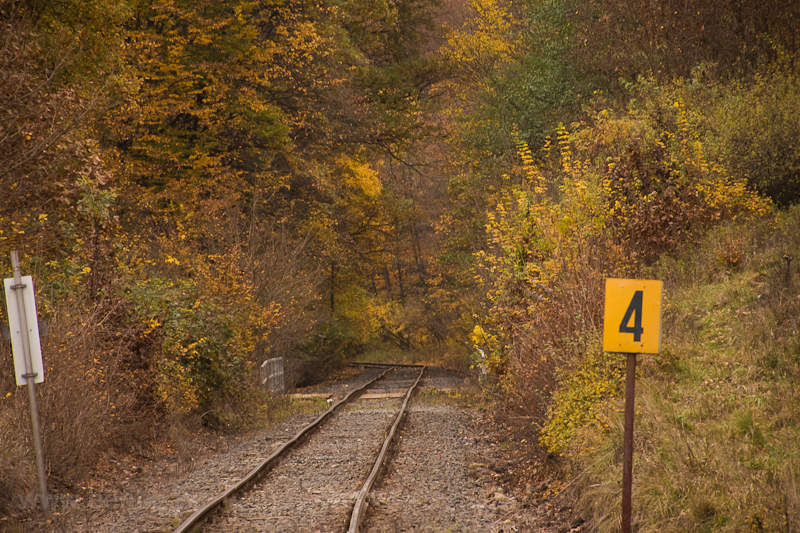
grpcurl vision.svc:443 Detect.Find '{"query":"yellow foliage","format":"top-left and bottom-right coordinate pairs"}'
top-left (478, 91), bottom-right (773, 450)
top-left (539, 342), bottom-right (624, 455)
top-left (443, 0), bottom-right (518, 89)
top-left (337, 155), bottom-right (383, 197)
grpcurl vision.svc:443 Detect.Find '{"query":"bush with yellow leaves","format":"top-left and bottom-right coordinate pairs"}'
top-left (478, 79), bottom-right (772, 452)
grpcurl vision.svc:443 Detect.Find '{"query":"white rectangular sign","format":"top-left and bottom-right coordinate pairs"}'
top-left (4, 276), bottom-right (44, 385)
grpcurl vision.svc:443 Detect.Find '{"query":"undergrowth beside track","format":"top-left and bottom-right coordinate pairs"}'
top-left (566, 207), bottom-right (800, 531)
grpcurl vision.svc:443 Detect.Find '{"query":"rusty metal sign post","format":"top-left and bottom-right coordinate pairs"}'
top-left (621, 351), bottom-right (637, 532)
top-left (3, 251), bottom-right (49, 519)
top-left (603, 279), bottom-right (663, 533)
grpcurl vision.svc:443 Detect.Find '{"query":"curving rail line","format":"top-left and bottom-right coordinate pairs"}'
top-left (173, 363), bottom-right (424, 533)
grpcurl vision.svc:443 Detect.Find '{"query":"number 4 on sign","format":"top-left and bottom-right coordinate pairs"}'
top-left (619, 290), bottom-right (644, 342)
top-left (603, 279), bottom-right (663, 354)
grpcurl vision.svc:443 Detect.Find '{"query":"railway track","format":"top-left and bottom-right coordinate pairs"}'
top-left (174, 363), bottom-right (425, 533)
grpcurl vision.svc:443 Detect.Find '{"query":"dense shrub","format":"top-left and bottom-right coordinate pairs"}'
top-left (476, 82), bottom-right (772, 449)
top-left (707, 68), bottom-right (800, 206)
top-left (578, 92), bottom-right (772, 262)
top-left (475, 131), bottom-right (627, 424)
top-left (122, 252), bottom-right (280, 418)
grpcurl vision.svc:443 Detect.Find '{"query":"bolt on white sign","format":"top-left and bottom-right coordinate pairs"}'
top-left (4, 276), bottom-right (45, 385)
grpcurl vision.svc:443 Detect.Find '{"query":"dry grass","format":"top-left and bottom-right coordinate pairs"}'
top-left (0, 294), bottom-right (162, 513)
top-left (567, 207), bottom-right (800, 532)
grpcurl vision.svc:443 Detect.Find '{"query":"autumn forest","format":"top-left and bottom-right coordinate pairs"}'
top-left (2, 0), bottom-right (800, 528)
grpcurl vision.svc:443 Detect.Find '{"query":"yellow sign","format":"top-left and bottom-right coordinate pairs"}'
top-left (603, 279), bottom-right (663, 354)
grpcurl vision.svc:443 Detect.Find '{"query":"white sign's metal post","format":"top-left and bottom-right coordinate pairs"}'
top-left (9, 251), bottom-right (49, 519)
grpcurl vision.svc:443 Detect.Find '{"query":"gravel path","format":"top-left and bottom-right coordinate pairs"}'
top-left (9, 365), bottom-right (588, 533)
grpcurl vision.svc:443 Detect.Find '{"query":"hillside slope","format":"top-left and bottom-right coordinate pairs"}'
top-left (571, 208), bottom-right (800, 531)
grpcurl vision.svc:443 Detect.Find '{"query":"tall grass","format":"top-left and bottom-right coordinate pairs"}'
top-left (0, 295), bottom-right (156, 512)
top-left (569, 207), bottom-right (800, 531)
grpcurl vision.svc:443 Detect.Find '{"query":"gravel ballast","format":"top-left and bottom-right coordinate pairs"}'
top-left (9, 366), bottom-right (587, 533)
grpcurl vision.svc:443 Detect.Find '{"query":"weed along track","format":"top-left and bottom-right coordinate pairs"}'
top-left (176, 363), bottom-right (425, 533)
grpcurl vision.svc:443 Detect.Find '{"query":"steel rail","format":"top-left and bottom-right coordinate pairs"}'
top-left (173, 367), bottom-right (393, 533)
top-left (349, 361), bottom-right (425, 368)
top-left (348, 365), bottom-right (426, 533)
